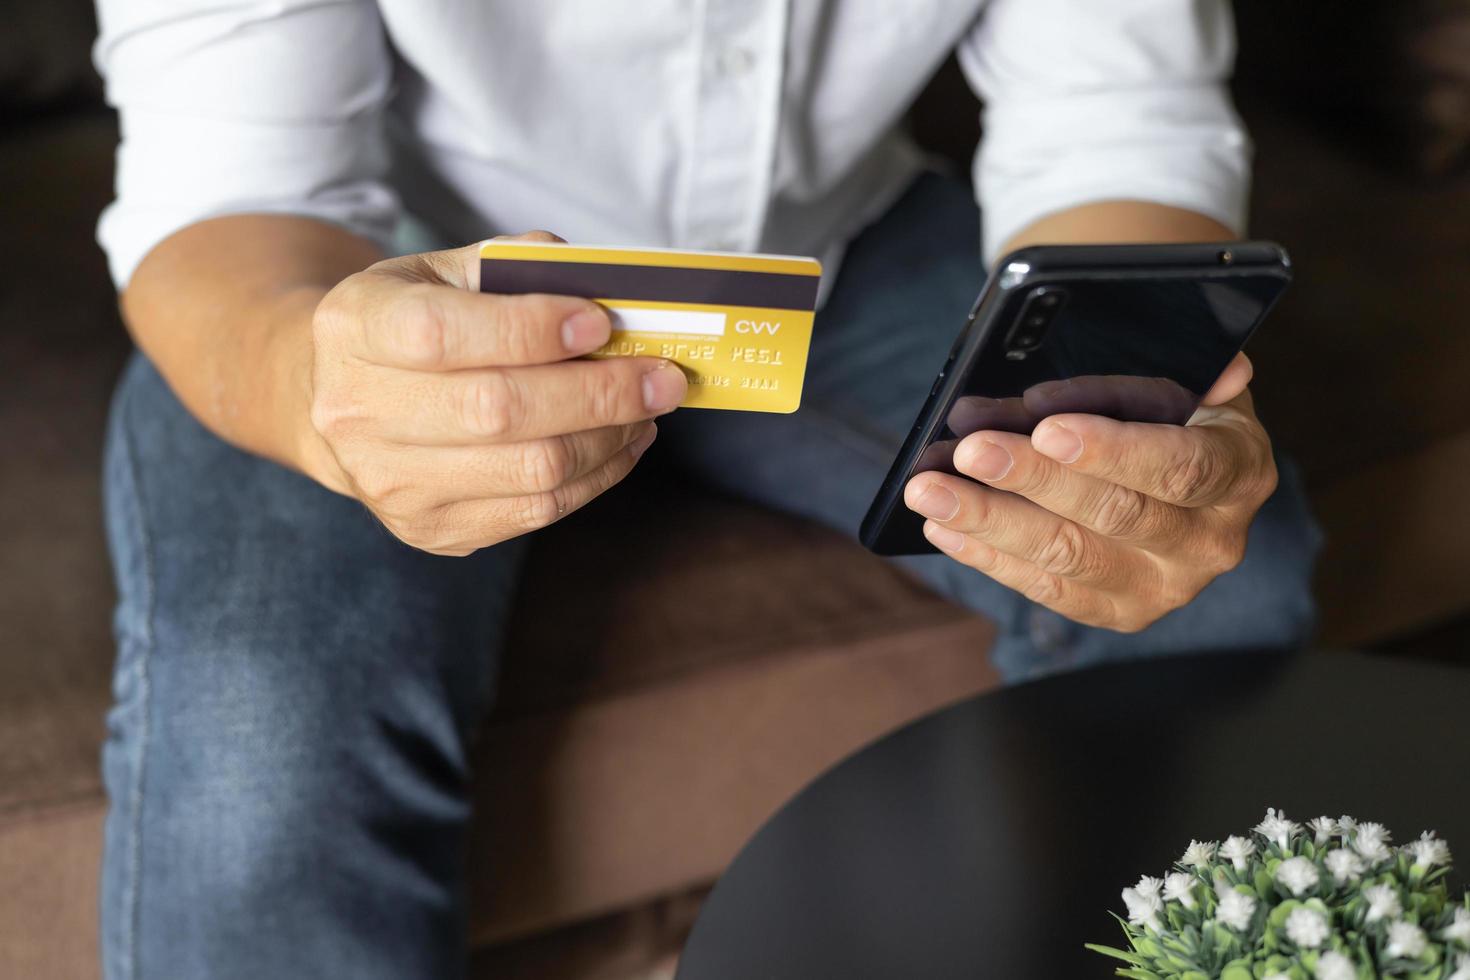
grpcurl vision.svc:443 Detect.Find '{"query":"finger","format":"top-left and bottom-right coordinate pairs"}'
top-left (337, 272), bottom-right (613, 370)
top-left (1028, 403), bottom-right (1272, 509)
top-left (426, 424), bottom-right (654, 554)
top-left (358, 357), bottom-right (687, 445)
top-left (919, 519), bottom-right (1118, 627)
top-left (507, 230), bottom-right (566, 243)
top-left (950, 430), bottom-right (1195, 545)
top-left (1201, 353), bottom-right (1253, 407)
top-left (385, 422), bottom-right (652, 500)
top-left (905, 472), bottom-right (1151, 588)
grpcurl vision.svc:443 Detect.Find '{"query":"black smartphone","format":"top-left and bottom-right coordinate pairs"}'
top-left (859, 242), bottom-right (1292, 555)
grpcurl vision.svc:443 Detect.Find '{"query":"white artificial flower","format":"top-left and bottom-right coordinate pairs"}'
top-left (1122, 884), bottom-right (1164, 932)
top-left (1407, 830), bottom-right (1452, 869)
top-left (1316, 951), bottom-right (1357, 980)
top-left (1221, 835), bottom-right (1257, 873)
top-left (1386, 921), bottom-right (1427, 959)
top-left (1324, 848), bottom-right (1366, 885)
top-left (1442, 907), bottom-right (1470, 946)
top-left (1163, 872), bottom-right (1197, 909)
top-left (1215, 886), bottom-right (1258, 932)
top-left (1180, 839), bottom-right (1218, 869)
top-left (1363, 883), bottom-right (1402, 923)
top-left (1356, 839), bottom-right (1393, 863)
top-left (1134, 875), bottom-right (1163, 899)
top-left (1257, 807), bottom-right (1302, 851)
top-left (1308, 816), bottom-right (1338, 847)
top-left (1286, 906), bottom-right (1330, 948)
top-left (1353, 822), bottom-right (1394, 863)
top-left (1450, 953), bottom-right (1470, 980)
top-left (1337, 815), bottom-right (1358, 837)
top-left (1276, 856), bottom-right (1321, 897)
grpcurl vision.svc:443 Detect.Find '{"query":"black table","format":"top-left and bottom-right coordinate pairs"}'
top-left (677, 651), bottom-right (1470, 979)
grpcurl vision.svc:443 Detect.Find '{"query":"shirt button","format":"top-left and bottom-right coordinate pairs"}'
top-left (714, 46), bottom-right (755, 77)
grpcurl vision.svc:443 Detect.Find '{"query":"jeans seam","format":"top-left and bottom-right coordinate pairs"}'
top-left (116, 381), bottom-right (156, 980)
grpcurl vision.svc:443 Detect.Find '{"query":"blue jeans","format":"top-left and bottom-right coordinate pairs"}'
top-left (100, 174), bottom-right (1320, 978)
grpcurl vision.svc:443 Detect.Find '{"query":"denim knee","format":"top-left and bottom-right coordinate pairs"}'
top-left (99, 353), bottom-right (514, 979)
top-left (101, 621), bottom-right (479, 979)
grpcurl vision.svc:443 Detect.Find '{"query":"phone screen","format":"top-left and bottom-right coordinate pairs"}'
top-left (862, 263), bottom-right (1288, 555)
top-left (916, 275), bottom-right (1280, 477)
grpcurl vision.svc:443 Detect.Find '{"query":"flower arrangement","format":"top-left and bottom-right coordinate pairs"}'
top-left (1087, 810), bottom-right (1470, 979)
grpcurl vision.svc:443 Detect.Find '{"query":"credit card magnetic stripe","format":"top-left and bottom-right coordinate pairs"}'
top-left (480, 259), bottom-right (821, 310)
top-left (477, 241), bottom-right (822, 413)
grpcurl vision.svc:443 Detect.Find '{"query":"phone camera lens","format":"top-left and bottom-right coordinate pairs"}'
top-left (1010, 288), bottom-right (1062, 353)
top-left (1218, 249), bottom-right (1234, 265)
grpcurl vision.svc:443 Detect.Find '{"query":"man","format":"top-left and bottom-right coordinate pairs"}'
top-left (93, 0), bottom-right (1319, 976)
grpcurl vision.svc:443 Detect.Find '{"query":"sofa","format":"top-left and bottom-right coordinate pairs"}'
top-left (5, 2), bottom-right (1470, 978)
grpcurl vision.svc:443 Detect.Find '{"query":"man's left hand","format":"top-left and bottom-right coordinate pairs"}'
top-left (903, 354), bottom-right (1277, 633)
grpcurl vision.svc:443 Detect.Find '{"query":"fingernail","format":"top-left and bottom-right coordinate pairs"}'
top-left (641, 361), bottom-right (687, 413)
top-left (629, 424), bottom-right (658, 461)
top-left (562, 309), bottom-right (611, 353)
top-left (924, 522), bottom-right (966, 553)
top-left (912, 483), bottom-right (960, 521)
top-left (965, 442), bottom-right (1014, 482)
top-left (1034, 422), bottom-right (1083, 463)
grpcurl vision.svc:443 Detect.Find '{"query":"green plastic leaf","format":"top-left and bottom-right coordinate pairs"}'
top-left (1133, 936), bottom-right (1163, 960)
top-left (1084, 944), bottom-right (1150, 967)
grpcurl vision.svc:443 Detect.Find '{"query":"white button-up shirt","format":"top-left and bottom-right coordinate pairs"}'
top-left (94, 0), bottom-right (1249, 292)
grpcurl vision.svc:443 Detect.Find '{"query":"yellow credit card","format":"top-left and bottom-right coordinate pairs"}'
top-left (479, 241), bottom-right (822, 413)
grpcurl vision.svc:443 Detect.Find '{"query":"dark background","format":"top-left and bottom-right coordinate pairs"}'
top-left (3, 1), bottom-right (1470, 978)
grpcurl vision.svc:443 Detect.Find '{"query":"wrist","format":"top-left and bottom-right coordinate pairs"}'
top-left (291, 409), bottom-right (352, 496)
top-left (272, 287), bottom-right (354, 496)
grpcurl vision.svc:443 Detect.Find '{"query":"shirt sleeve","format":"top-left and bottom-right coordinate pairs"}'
top-left (957, 0), bottom-right (1251, 267)
top-left (93, 0), bottom-right (399, 288)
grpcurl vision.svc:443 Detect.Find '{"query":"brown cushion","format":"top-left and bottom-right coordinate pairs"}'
top-left (471, 614), bottom-right (998, 944)
top-left (1239, 95), bottom-right (1470, 484)
top-left (0, 0), bottom-right (102, 113)
top-left (1234, 0), bottom-right (1470, 179)
top-left (1392, 3), bottom-right (1470, 176)
top-left (0, 804), bottom-right (103, 980)
top-left (0, 113), bottom-right (125, 821)
top-left (496, 466), bottom-right (979, 717)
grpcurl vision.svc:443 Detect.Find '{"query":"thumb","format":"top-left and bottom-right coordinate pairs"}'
top-left (1201, 352), bottom-right (1253, 406)
top-left (419, 229), bottom-right (568, 291)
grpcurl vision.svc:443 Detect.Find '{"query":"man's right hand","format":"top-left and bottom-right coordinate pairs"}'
top-left (304, 232), bottom-right (687, 556)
